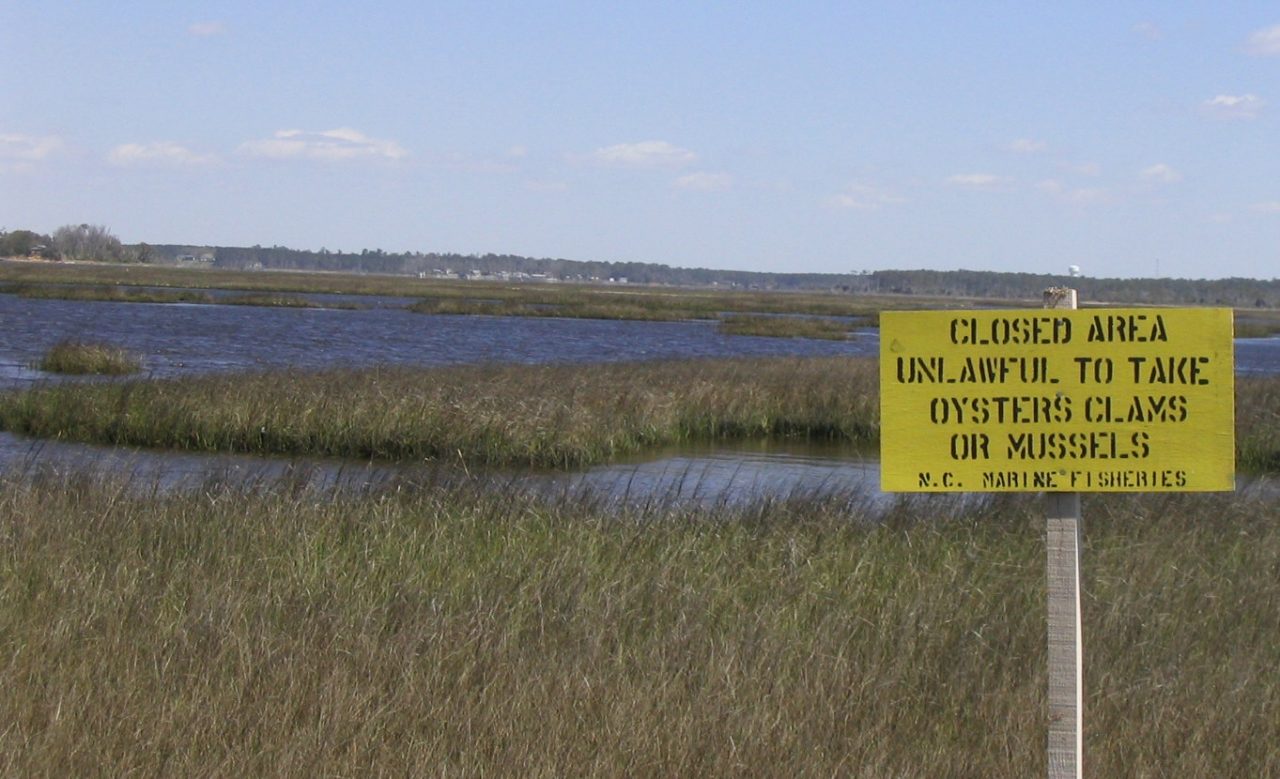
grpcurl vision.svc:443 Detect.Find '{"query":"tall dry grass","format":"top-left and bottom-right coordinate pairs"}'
top-left (0, 476), bottom-right (1276, 776)
top-left (4, 357), bottom-right (1280, 475)
top-left (0, 358), bottom-right (880, 468)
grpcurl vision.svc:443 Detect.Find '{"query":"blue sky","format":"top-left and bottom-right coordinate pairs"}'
top-left (2, 2), bottom-right (1277, 279)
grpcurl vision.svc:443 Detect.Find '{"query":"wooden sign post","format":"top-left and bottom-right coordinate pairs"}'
top-left (1043, 288), bottom-right (1082, 778)
top-left (879, 292), bottom-right (1235, 777)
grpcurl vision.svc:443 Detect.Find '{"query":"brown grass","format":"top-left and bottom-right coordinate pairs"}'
top-left (0, 477), bottom-right (1276, 776)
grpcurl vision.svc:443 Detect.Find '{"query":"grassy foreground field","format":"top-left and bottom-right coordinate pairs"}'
top-left (0, 475), bottom-right (1276, 776)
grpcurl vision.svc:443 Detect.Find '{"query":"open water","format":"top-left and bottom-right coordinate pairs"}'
top-left (2, 292), bottom-right (1278, 503)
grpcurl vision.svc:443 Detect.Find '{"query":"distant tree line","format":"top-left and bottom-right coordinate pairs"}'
top-left (847, 269), bottom-right (1280, 308)
top-left (5, 225), bottom-right (1280, 307)
top-left (1, 224), bottom-right (144, 263)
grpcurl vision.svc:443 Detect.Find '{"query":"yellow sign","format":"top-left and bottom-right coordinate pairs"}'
top-left (880, 308), bottom-right (1235, 492)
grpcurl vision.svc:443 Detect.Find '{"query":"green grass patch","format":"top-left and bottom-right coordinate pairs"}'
top-left (0, 477), bottom-right (1276, 775)
top-left (35, 340), bottom-right (141, 375)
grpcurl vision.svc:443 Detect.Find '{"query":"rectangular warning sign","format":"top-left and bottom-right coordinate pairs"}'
top-left (880, 308), bottom-right (1235, 492)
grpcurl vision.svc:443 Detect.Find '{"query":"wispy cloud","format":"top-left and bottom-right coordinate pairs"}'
top-left (674, 172), bottom-right (733, 192)
top-left (1244, 24), bottom-right (1280, 56)
top-left (1008, 138), bottom-right (1047, 154)
top-left (1251, 201), bottom-right (1280, 214)
top-left (524, 179), bottom-right (568, 193)
top-left (0, 133), bottom-right (62, 161)
top-left (1036, 179), bottom-right (1109, 205)
top-left (1062, 161), bottom-right (1101, 177)
top-left (108, 141), bottom-right (217, 167)
top-left (826, 182), bottom-right (905, 210)
top-left (1200, 94), bottom-right (1265, 120)
top-left (238, 128), bottom-right (408, 161)
top-left (945, 173), bottom-right (1013, 191)
top-left (584, 140), bottom-right (696, 168)
top-left (1132, 21), bottom-right (1163, 41)
top-left (1139, 163), bottom-right (1182, 184)
top-left (188, 20), bottom-right (226, 37)
top-left (0, 133), bottom-right (63, 172)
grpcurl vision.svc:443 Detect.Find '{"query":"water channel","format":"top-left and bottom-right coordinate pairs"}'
top-left (3, 291), bottom-right (1278, 504)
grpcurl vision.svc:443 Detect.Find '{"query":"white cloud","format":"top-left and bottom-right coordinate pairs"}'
top-left (1251, 201), bottom-right (1280, 214)
top-left (238, 128), bottom-right (408, 161)
top-left (585, 140), bottom-right (696, 168)
top-left (188, 20), bottom-right (226, 37)
top-left (1244, 24), bottom-right (1280, 56)
top-left (945, 173), bottom-right (1013, 191)
top-left (674, 172), bottom-right (733, 192)
top-left (108, 141), bottom-right (217, 167)
top-left (1139, 163), bottom-right (1182, 184)
top-left (1200, 94), bottom-right (1265, 120)
top-left (1008, 138), bottom-right (1048, 154)
top-left (826, 182), bottom-right (905, 210)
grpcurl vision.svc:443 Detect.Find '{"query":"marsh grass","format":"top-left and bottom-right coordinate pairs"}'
top-left (716, 314), bottom-right (858, 340)
top-left (0, 358), bottom-right (879, 468)
top-left (35, 340), bottom-right (141, 375)
top-left (1235, 314), bottom-right (1280, 339)
top-left (1, 283), bottom-right (360, 310)
top-left (1237, 375), bottom-right (1280, 472)
top-left (406, 285), bottom-right (898, 323)
top-left (0, 476), bottom-right (1275, 776)
top-left (3, 283), bottom-right (216, 305)
top-left (4, 358), bottom-right (1279, 475)
top-left (0, 259), bottom-right (987, 322)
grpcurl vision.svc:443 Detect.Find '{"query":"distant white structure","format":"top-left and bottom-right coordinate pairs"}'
top-left (1068, 265), bottom-right (1082, 278)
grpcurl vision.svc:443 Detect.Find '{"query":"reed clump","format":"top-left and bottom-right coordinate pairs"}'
top-left (0, 476), bottom-right (1275, 776)
top-left (0, 357), bottom-right (880, 467)
top-left (35, 340), bottom-right (141, 375)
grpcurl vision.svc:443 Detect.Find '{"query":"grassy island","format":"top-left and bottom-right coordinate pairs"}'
top-left (0, 357), bottom-right (879, 468)
top-left (36, 340), bottom-right (141, 375)
top-left (2, 356), bottom-right (1279, 473)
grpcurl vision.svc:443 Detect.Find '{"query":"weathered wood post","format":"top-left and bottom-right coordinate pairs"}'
top-left (1043, 286), bottom-right (1082, 779)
